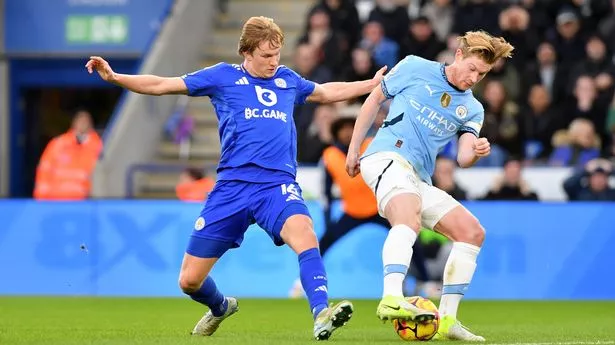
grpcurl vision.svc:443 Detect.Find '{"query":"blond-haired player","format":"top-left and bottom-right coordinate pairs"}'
top-left (346, 31), bottom-right (514, 341)
top-left (87, 16), bottom-right (386, 340)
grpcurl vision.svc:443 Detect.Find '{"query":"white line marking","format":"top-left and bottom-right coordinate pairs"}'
top-left (486, 341), bottom-right (615, 345)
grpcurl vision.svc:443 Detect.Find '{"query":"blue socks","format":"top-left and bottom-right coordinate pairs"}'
top-left (299, 248), bottom-right (329, 319)
top-left (186, 276), bottom-right (228, 317)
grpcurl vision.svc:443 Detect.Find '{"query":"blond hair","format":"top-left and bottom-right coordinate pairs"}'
top-left (457, 31), bottom-right (514, 64)
top-left (238, 16), bottom-right (284, 56)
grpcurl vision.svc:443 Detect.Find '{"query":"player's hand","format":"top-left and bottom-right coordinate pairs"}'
top-left (346, 147), bottom-right (361, 177)
top-left (473, 137), bottom-right (491, 157)
top-left (85, 56), bottom-right (117, 82)
top-left (371, 66), bottom-right (388, 86)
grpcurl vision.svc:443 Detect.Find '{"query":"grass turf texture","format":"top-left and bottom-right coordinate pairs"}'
top-left (1, 298), bottom-right (614, 345)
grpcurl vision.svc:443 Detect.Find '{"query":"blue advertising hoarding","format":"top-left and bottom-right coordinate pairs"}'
top-left (0, 200), bottom-right (614, 299)
top-left (4, 0), bottom-right (173, 55)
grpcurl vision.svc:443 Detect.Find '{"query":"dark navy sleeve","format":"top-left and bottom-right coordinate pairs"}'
top-left (180, 63), bottom-right (223, 97)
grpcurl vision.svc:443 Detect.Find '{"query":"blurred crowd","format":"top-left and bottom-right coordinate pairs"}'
top-left (293, 0), bottom-right (615, 171)
top-left (33, 0), bottom-right (615, 202)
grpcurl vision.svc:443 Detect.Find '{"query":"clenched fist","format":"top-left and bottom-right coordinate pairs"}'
top-left (473, 137), bottom-right (491, 157)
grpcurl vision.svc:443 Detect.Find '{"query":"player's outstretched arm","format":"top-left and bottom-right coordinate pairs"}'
top-left (307, 66), bottom-right (387, 104)
top-left (345, 85), bottom-right (387, 177)
top-left (85, 56), bottom-right (188, 96)
top-left (457, 133), bottom-right (491, 168)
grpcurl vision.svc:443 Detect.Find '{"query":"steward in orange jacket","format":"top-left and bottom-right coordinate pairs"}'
top-left (176, 167), bottom-right (215, 202)
top-left (34, 110), bottom-right (103, 200)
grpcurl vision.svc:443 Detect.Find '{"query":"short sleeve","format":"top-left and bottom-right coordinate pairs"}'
top-left (288, 69), bottom-right (316, 105)
top-left (381, 55), bottom-right (418, 99)
top-left (180, 63), bottom-right (223, 97)
top-left (459, 111), bottom-right (484, 137)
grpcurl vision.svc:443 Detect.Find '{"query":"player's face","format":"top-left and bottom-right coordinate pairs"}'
top-left (453, 51), bottom-right (493, 90)
top-left (246, 41), bottom-right (281, 78)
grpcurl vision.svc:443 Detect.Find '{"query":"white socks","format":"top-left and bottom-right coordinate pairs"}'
top-left (382, 224), bottom-right (418, 297)
top-left (439, 242), bottom-right (481, 318)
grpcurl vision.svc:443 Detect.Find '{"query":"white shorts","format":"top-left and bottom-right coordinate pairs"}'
top-left (360, 151), bottom-right (460, 229)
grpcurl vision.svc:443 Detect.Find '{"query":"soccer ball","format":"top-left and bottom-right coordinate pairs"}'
top-left (392, 296), bottom-right (440, 341)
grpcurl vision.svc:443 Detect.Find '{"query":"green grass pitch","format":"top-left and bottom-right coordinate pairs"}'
top-left (1, 297), bottom-right (614, 344)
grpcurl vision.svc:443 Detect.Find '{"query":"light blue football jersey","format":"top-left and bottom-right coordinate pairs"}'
top-left (362, 55), bottom-right (485, 184)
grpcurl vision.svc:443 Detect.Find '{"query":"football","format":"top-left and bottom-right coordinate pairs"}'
top-left (392, 296), bottom-right (440, 341)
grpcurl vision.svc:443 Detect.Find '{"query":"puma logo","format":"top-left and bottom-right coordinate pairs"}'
top-left (424, 84), bottom-right (435, 96)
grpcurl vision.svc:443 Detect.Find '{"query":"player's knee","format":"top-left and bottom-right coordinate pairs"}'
top-left (388, 212), bottom-right (421, 232)
top-left (178, 274), bottom-right (202, 293)
top-left (459, 217), bottom-right (485, 246)
top-left (280, 215), bottom-right (317, 252)
top-left (472, 223), bottom-right (486, 246)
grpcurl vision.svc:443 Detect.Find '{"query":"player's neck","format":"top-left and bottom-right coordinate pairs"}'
top-left (243, 61), bottom-right (266, 79)
top-left (443, 65), bottom-right (463, 92)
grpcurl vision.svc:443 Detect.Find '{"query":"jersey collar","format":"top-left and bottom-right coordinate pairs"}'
top-left (440, 63), bottom-right (464, 93)
top-left (240, 63), bottom-right (282, 80)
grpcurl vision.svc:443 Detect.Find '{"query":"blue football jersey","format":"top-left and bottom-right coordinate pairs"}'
top-left (363, 55), bottom-right (485, 184)
top-left (181, 63), bottom-right (315, 183)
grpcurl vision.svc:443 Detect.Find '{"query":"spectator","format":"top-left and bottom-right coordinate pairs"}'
top-left (298, 8), bottom-right (348, 73)
top-left (367, 0), bottom-right (411, 45)
top-left (549, 118), bottom-right (601, 168)
top-left (400, 16), bottom-right (446, 62)
top-left (562, 75), bottom-right (610, 140)
top-left (293, 43), bottom-right (334, 134)
top-left (308, 0), bottom-right (361, 49)
top-left (555, 0), bottom-right (613, 33)
top-left (568, 35), bottom-right (615, 99)
top-left (521, 42), bottom-right (568, 104)
top-left (451, 0), bottom-right (501, 37)
top-left (519, 0), bottom-right (554, 38)
top-left (598, 0), bottom-right (615, 53)
top-left (359, 21), bottom-right (400, 70)
top-left (473, 57), bottom-right (521, 102)
top-left (432, 156), bottom-right (468, 201)
top-left (481, 157), bottom-right (539, 200)
top-left (563, 158), bottom-right (615, 200)
top-left (499, 5), bottom-right (539, 71)
top-left (34, 109), bottom-right (103, 200)
top-left (340, 48), bottom-right (379, 104)
top-left (520, 85), bottom-right (559, 163)
top-left (175, 167), bottom-right (215, 202)
top-left (421, 0), bottom-right (455, 42)
top-left (297, 104), bottom-right (336, 164)
top-left (479, 80), bottom-right (521, 162)
top-left (293, 42), bottom-right (334, 84)
top-left (547, 8), bottom-right (587, 71)
top-left (606, 96), bottom-right (615, 142)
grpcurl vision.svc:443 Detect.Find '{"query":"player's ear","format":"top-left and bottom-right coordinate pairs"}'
top-left (454, 49), bottom-right (464, 62)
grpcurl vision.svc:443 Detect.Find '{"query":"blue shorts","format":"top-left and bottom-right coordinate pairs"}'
top-left (186, 180), bottom-right (311, 258)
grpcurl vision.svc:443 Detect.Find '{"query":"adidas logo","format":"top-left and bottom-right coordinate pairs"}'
top-left (314, 285), bottom-right (328, 293)
top-left (235, 77), bottom-right (249, 85)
